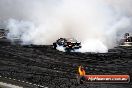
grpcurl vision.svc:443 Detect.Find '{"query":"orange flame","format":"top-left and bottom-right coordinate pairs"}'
top-left (78, 66), bottom-right (86, 76)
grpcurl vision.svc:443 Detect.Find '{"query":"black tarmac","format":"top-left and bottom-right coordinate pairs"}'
top-left (0, 42), bottom-right (132, 88)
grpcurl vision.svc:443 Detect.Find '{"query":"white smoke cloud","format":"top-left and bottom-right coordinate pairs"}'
top-left (0, 0), bottom-right (132, 53)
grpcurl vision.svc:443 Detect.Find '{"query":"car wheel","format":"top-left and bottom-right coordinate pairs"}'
top-left (65, 48), bottom-right (71, 52)
top-left (53, 43), bottom-right (57, 49)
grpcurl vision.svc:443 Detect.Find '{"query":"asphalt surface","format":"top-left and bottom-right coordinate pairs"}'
top-left (0, 82), bottom-right (23, 88)
top-left (0, 42), bottom-right (132, 88)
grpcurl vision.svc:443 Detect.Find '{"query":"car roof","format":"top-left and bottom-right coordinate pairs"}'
top-left (66, 38), bottom-right (78, 42)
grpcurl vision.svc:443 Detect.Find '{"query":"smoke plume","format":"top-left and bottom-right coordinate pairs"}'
top-left (0, 0), bottom-right (132, 53)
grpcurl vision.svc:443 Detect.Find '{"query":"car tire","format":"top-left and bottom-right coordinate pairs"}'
top-left (65, 48), bottom-right (71, 52)
top-left (53, 43), bottom-right (57, 49)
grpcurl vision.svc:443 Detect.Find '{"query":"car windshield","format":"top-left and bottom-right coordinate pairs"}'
top-left (66, 38), bottom-right (78, 43)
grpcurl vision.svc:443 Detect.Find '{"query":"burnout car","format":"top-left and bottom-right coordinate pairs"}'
top-left (0, 29), bottom-right (7, 39)
top-left (0, 29), bottom-right (21, 44)
top-left (53, 38), bottom-right (81, 52)
top-left (119, 33), bottom-right (132, 46)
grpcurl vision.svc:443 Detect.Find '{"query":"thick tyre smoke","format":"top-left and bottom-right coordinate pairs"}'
top-left (0, 0), bottom-right (132, 53)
